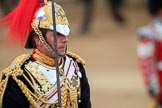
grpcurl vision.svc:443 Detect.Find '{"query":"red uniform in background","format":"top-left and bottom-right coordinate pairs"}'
top-left (137, 18), bottom-right (162, 106)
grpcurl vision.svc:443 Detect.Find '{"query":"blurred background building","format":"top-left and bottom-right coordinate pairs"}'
top-left (0, 0), bottom-right (153, 108)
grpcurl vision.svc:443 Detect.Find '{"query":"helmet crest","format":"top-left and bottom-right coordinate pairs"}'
top-left (0, 0), bottom-right (70, 48)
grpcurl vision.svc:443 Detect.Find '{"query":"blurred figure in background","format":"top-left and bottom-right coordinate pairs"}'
top-left (79, 0), bottom-right (94, 34)
top-left (0, 0), bottom-right (19, 15)
top-left (79, 0), bottom-right (125, 34)
top-left (137, 0), bottom-right (162, 108)
top-left (107, 0), bottom-right (125, 24)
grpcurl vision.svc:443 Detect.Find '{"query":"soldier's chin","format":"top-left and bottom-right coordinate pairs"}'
top-left (58, 52), bottom-right (66, 57)
top-left (59, 55), bottom-right (65, 57)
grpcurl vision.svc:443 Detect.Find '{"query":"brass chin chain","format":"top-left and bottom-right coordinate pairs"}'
top-left (32, 19), bottom-right (55, 55)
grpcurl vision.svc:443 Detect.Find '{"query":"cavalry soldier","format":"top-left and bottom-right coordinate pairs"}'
top-left (137, 0), bottom-right (162, 107)
top-left (0, 0), bottom-right (91, 108)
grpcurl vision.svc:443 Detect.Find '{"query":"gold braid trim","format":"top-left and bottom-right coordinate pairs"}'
top-left (59, 76), bottom-right (78, 108)
top-left (0, 54), bottom-right (31, 108)
top-left (66, 51), bottom-right (86, 65)
top-left (0, 54), bottom-right (47, 108)
top-left (12, 76), bottom-right (40, 108)
top-left (0, 53), bottom-right (79, 108)
top-left (0, 74), bottom-right (9, 108)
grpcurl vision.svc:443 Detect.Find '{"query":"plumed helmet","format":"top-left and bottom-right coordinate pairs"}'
top-left (26, 1), bottom-right (70, 49)
top-left (0, 0), bottom-right (70, 50)
top-left (32, 1), bottom-right (70, 36)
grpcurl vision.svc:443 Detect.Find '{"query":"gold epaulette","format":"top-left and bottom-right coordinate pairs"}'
top-left (0, 54), bottom-right (31, 107)
top-left (66, 51), bottom-right (86, 65)
top-left (1, 54), bottom-right (31, 77)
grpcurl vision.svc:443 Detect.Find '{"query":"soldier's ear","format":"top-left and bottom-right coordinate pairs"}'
top-left (34, 35), bottom-right (43, 47)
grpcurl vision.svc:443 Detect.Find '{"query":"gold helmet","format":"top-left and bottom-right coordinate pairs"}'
top-left (0, 0), bottom-right (70, 52)
top-left (26, 1), bottom-right (70, 53)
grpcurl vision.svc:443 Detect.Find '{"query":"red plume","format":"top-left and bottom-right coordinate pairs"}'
top-left (0, 0), bottom-right (41, 47)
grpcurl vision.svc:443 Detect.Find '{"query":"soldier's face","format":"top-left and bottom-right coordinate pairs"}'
top-left (45, 30), bottom-right (68, 56)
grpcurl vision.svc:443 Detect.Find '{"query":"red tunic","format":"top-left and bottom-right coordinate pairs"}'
top-left (137, 18), bottom-right (162, 102)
